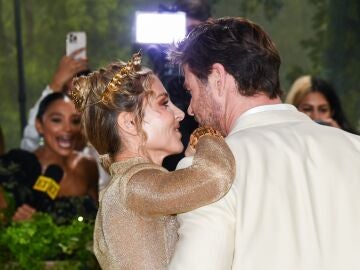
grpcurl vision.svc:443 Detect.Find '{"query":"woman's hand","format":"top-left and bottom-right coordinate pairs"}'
top-left (49, 49), bottom-right (88, 92)
top-left (12, 204), bottom-right (36, 222)
top-left (321, 117), bottom-right (341, 129)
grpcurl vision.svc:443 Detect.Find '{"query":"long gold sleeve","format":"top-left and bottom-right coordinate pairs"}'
top-left (126, 135), bottom-right (235, 216)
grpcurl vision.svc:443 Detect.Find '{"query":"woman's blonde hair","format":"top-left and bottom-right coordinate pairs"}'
top-left (285, 75), bottom-right (312, 107)
top-left (71, 60), bottom-right (154, 167)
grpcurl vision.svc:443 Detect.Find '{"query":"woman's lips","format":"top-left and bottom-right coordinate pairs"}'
top-left (57, 135), bottom-right (73, 148)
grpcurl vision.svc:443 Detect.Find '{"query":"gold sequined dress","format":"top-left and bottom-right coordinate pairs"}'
top-left (93, 136), bottom-right (235, 269)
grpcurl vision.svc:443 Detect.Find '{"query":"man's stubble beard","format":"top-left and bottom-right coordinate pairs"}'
top-left (196, 85), bottom-right (224, 134)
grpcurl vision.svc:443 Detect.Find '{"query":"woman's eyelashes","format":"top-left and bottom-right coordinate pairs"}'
top-left (49, 116), bottom-right (81, 126)
top-left (159, 97), bottom-right (169, 108)
top-left (71, 117), bottom-right (81, 125)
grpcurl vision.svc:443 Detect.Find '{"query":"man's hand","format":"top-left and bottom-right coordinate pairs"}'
top-left (184, 143), bottom-right (196, 157)
top-left (12, 204), bottom-right (36, 222)
top-left (49, 48), bottom-right (88, 92)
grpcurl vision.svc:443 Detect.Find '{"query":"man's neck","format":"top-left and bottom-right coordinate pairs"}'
top-left (223, 93), bottom-right (282, 135)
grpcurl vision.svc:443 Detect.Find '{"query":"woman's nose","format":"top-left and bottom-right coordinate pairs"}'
top-left (174, 105), bottom-right (185, 122)
top-left (311, 110), bottom-right (321, 120)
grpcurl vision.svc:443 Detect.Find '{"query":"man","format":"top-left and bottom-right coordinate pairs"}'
top-left (168, 17), bottom-right (360, 269)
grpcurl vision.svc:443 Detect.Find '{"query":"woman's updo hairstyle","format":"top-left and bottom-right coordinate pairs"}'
top-left (70, 53), bottom-right (154, 163)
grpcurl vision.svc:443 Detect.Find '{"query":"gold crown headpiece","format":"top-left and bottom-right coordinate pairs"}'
top-left (104, 51), bottom-right (142, 95)
top-left (69, 51), bottom-right (142, 112)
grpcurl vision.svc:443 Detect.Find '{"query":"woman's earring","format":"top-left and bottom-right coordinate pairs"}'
top-left (39, 135), bottom-right (44, 146)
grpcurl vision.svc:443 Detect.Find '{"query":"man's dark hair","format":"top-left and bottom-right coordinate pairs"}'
top-left (169, 17), bottom-right (282, 98)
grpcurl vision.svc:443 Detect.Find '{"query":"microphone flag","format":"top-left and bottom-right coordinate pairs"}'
top-left (33, 165), bottom-right (63, 199)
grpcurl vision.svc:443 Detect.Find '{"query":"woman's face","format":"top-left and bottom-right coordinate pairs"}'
top-left (36, 98), bottom-right (81, 157)
top-left (298, 92), bottom-right (332, 121)
top-left (142, 76), bottom-right (185, 165)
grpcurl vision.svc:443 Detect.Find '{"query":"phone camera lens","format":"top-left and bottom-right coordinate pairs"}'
top-left (69, 34), bottom-right (77, 43)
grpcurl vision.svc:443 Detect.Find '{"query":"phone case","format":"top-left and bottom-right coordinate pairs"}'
top-left (66, 32), bottom-right (86, 59)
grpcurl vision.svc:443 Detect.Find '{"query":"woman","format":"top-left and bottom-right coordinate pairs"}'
top-left (0, 92), bottom-right (98, 223)
top-left (70, 52), bottom-right (235, 269)
top-left (286, 75), bottom-right (358, 134)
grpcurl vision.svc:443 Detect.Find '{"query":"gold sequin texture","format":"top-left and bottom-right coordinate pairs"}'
top-left (93, 136), bottom-right (235, 269)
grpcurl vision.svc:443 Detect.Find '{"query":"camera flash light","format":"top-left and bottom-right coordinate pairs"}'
top-left (135, 11), bottom-right (186, 44)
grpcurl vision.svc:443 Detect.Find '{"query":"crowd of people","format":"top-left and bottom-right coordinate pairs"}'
top-left (1, 0), bottom-right (360, 269)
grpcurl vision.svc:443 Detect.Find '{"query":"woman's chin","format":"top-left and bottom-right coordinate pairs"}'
top-left (173, 144), bottom-right (184, 155)
top-left (52, 146), bottom-right (74, 157)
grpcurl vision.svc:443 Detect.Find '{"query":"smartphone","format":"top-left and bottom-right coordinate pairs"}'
top-left (66, 31), bottom-right (86, 59)
top-left (135, 11), bottom-right (186, 44)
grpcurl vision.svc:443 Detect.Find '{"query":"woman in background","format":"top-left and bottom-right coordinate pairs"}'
top-left (0, 92), bottom-right (98, 223)
top-left (71, 52), bottom-right (235, 269)
top-left (286, 75), bottom-right (358, 134)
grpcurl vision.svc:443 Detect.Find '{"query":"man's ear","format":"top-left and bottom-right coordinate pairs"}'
top-left (117, 112), bottom-right (138, 136)
top-left (35, 119), bottom-right (44, 135)
top-left (210, 63), bottom-right (227, 97)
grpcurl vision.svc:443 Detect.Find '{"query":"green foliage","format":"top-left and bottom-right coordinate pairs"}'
top-left (301, 0), bottom-right (328, 75)
top-left (240, 0), bottom-right (284, 20)
top-left (0, 190), bottom-right (15, 225)
top-left (0, 0), bottom-right (157, 150)
top-left (0, 212), bottom-right (97, 270)
top-left (301, 0), bottom-right (360, 127)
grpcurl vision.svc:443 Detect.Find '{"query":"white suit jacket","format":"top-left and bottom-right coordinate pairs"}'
top-left (169, 105), bottom-right (360, 270)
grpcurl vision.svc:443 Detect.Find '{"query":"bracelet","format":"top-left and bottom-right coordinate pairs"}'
top-left (189, 126), bottom-right (223, 150)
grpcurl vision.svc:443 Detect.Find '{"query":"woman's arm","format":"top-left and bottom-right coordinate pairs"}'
top-left (126, 135), bottom-right (235, 216)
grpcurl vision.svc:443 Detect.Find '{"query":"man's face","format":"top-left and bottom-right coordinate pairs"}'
top-left (183, 65), bottom-right (224, 132)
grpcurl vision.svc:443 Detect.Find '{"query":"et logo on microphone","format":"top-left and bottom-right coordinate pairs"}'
top-left (33, 175), bottom-right (60, 200)
top-left (32, 165), bottom-right (63, 200)
top-left (33, 176), bottom-right (60, 199)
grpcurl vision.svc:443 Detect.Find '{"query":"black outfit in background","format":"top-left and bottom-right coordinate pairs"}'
top-left (0, 149), bottom-right (97, 224)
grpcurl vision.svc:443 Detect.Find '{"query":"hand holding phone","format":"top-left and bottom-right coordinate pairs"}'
top-left (66, 32), bottom-right (87, 59)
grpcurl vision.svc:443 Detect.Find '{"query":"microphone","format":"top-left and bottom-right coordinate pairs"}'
top-left (31, 165), bottom-right (64, 210)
